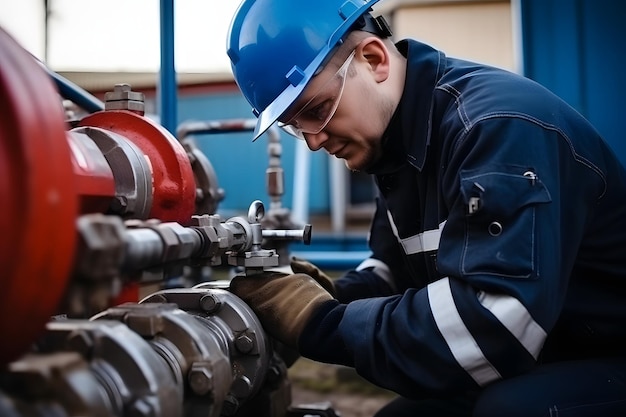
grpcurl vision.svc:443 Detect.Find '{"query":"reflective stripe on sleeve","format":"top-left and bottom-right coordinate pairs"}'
top-left (427, 277), bottom-right (502, 386)
top-left (386, 210), bottom-right (445, 255)
top-left (356, 258), bottom-right (397, 292)
top-left (477, 291), bottom-right (547, 360)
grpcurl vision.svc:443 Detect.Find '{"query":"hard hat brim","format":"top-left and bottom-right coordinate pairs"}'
top-left (251, 47), bottom-right (331, 141)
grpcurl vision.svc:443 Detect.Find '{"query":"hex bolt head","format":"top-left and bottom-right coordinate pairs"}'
top-left (188, 362), bottom-right (214, 396)
top-left (235, 334), bottom-right (254, 354)
top-left (199, 293), bottom-right (222, 314)
top-left (231, 375), bottom-right (252, 398)
top-left (110, 195), bottom-right (128, 212)
top-left (266, 365), bottom-right (282, 384)
top-left (127, 397), bottom-right (156, 417)
top-left (221, 395), bottom-right (240, 416)
top-left (195, 188), bottom-right (205, 202)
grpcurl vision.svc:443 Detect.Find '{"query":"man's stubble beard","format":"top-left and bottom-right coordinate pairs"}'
top-left (344, 144), bottom-right (380, 172)
top-left (345, 97), bottom-right (394, 172)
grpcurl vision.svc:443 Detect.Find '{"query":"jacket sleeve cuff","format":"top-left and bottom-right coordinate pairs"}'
top-left (297, 299), bottom-right (354, 366)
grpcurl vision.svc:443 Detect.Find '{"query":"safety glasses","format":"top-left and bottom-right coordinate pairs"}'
top-left (278, 50), bottom-right (356, 140)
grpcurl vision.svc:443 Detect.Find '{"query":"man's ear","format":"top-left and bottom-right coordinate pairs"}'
top-left (356, 37), bottom-right (390, 83)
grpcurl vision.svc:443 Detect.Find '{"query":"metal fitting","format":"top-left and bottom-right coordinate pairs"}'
top-left (221, 395), bottom-right (240, 416)
top-left (231, 375), bottom-right (252, 398)
top-left (190, 215), bottom-right (225, 261)
top-left (235, 333), bottom-right (254, 354)
top-left (104, 83), bottom-right (145, 114)
top-left (199, 293), bottom-right (222, 314)
top-left (66, 330), bottom-right (94, 357)
top-left (73, 126), bottom-right (153, 219)
top-left (188, 362), bottom-right (214, 396)
top-left (127, 397), bottom-right (156, 417)
top-left (74, 214), bottom-right (126, 280)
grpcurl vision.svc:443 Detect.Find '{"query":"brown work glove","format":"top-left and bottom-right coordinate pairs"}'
top-left (290, 257), bottom-right (336, 298)
top-left (229, 272), bottom-right (334, 349)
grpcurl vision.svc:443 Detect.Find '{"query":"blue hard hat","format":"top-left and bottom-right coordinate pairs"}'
top-left (227, 0), bottom-right (382, 140)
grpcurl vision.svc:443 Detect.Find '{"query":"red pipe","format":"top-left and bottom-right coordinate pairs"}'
top-left (0, 28), bottom-right (78, 366)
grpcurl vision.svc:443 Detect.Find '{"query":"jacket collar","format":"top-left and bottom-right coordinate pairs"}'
top-left (368, 39), bottom-right (446, 174)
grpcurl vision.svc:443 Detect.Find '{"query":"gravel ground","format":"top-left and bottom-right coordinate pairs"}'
top-left (290, 386), bottom-right (391, 417)
top-left (287, 358), bottom-right (395, 417)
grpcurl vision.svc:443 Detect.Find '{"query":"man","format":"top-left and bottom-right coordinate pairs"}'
top-left (226, 0), bottom-right (626, 415)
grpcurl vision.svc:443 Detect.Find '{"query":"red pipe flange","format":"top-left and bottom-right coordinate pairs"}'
top-left (0, 29), bottom-right (78, 365)
top-left (68, 130), bottom-right (117, 214)
top-left (79, 111), bottom-right (196, 225)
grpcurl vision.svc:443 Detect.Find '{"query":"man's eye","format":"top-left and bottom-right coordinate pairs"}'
top-left (303, 100), bottom-right (331, 121)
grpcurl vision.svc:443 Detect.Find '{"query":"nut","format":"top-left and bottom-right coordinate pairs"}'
top-left (199, 293), bottom-right (221, 314)
top-left (188, 362), bottom-right (214, 396)
top-left (235, 334), bottom-right (254, 354)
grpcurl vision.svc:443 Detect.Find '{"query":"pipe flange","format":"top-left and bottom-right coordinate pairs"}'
top-left (140, 288), bottom-right (270, 405)
top-left (72, 126), bottom-right (153, 219)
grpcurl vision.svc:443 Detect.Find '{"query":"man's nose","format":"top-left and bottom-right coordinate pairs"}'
top-left (303, 130), bottom-right (328, 151)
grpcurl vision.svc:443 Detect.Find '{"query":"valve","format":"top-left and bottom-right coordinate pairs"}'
top-left (192, 200), bottom-right (312, 275)
top-left (225, 200), bottom-right (280, 273)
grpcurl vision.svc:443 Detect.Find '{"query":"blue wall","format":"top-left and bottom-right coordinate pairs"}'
top-left (520, 0), bottom-right (626, 165)
top-left (176, 92), bottom-right (331, 216)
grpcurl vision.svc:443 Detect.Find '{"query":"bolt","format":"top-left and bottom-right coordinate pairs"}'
top-left (66, 330), bottom-right (93, 357)
top-left (266, 365), bottom-right (282, 384)
top-left (190, 214), bottom-right (210, 227)
top-left (199, 293), bottom-right (221, 314)
top-left (221, 395), bottom-right (240, 416)
top-left (231, 375), bottom-right (252, 398)
top-left (110, 195), bottom-right (128, 213)
top-left (188, 362), bottom-right (214, 396)
top-left (195, 188), bottom-right (205, 203)
top-left (127, 397), bottom-right (156, 417)
top-left (114, 83), bottom-right (131, 93)
top-left (235, 334), bottom-right (254, 354)
top-left (104, 84), bottom-right (145, 114)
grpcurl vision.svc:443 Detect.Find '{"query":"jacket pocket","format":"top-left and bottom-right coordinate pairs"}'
top-left (459, 165), bottom-right (552, 279)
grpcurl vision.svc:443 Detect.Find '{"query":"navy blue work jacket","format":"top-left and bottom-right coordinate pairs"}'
top-left (299, 39), bottom-right (626, 398)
